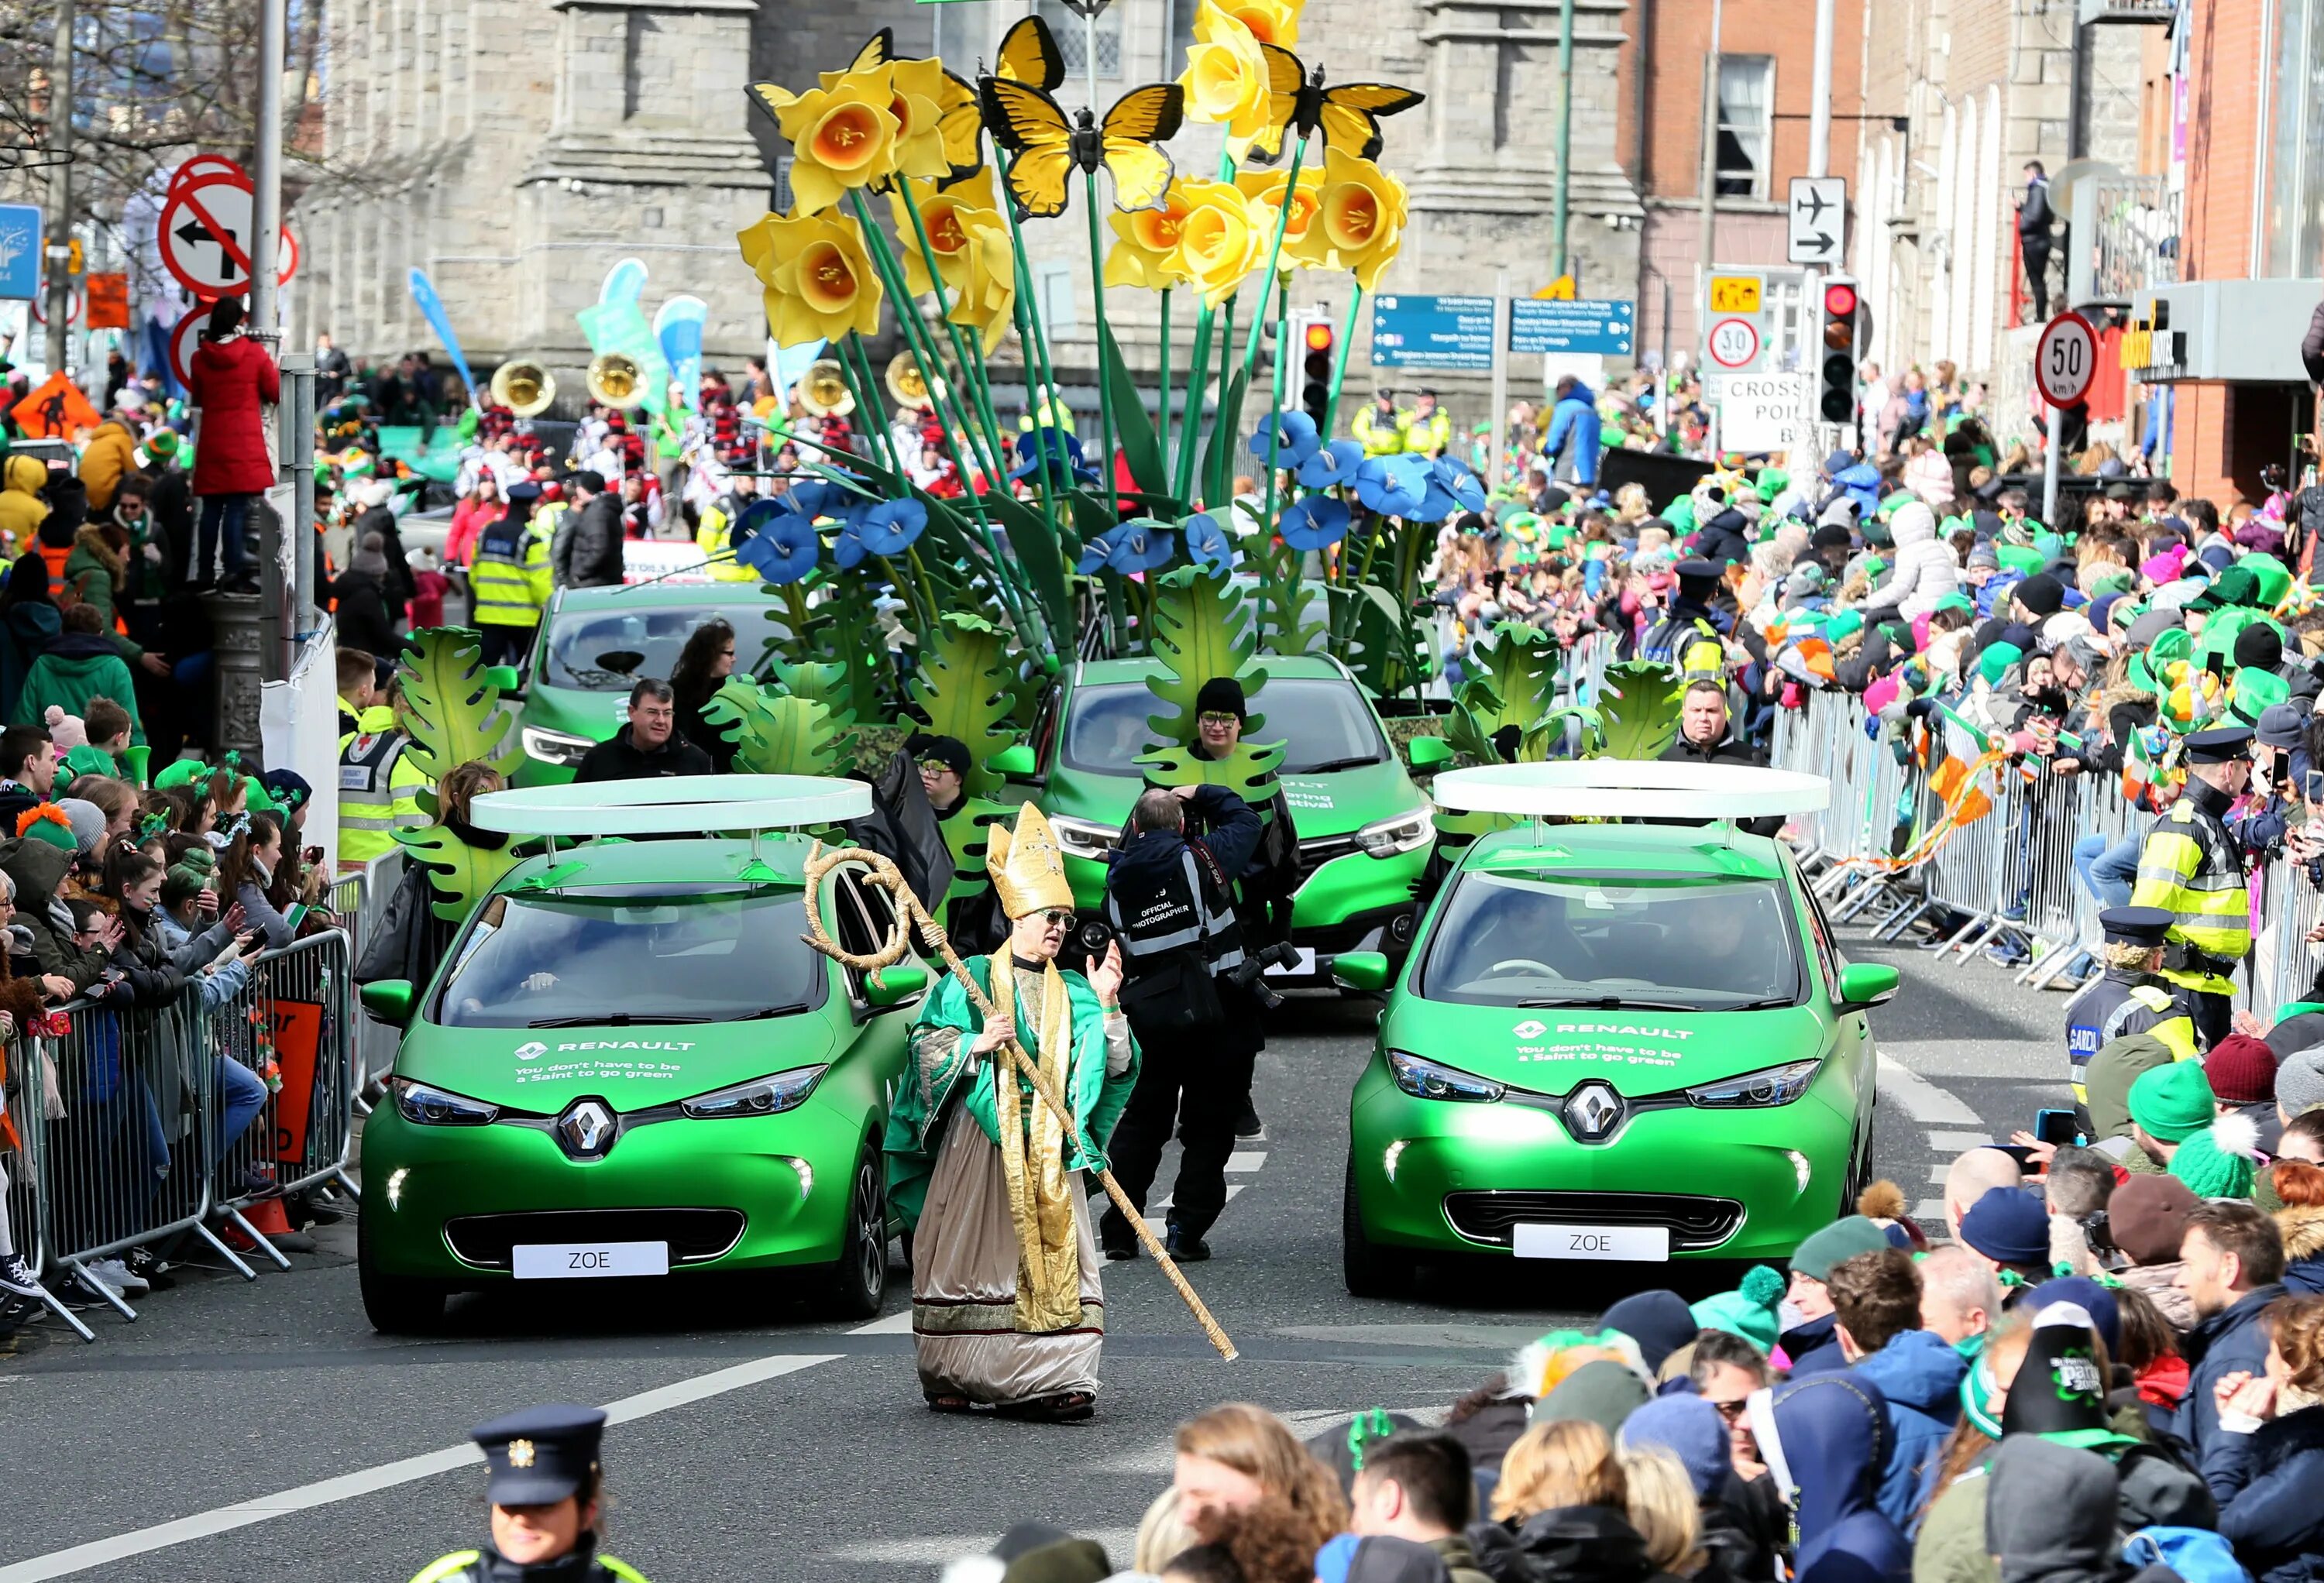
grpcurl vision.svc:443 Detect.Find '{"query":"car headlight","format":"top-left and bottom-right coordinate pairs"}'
top-left (679, 1064), bottom-right (827, 1120)
top-left (1686, 1058), bottom-right (1822, 1108)
top-left (394, 1079), bottom-right (499, 1126)
top-left (1387, 1049), bottom-right (1505, 1103)
top-left (1050, 815), bottom-right (1120, 862)
top-left (521, 723), bottom-right (595, 766)
top-left (1354, 806), bottom-right (1435, 858)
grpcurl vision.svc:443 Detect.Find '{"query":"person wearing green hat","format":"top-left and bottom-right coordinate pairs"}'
top-left (1690, 1264), bottom-right (1786, 1355)
top-left (2127, 1060), bottom-right (2261, 1197)
top-left (1782, 1214), bottom-right (1892, 1375)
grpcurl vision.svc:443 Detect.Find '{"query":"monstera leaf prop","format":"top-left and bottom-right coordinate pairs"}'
top-left (397, 627), bottom-right (522, 784)
top-left (703, 678), bottom-right (848, 777)
top-left (908, 613), bottom-right (1021, 798)
top-left (765, 656), bottom-right (861, 771)
top-left (398, 823), bottom-right (528, 924)
top-left (1587, 661), bottom-right (1687, 761)
top-left (1143, 566), bottom-right (1267, 741)
top-left (1445, 623), bottom-right (1562, 765)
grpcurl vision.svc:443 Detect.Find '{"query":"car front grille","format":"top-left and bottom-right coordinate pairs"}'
top-left (1295, 833), bottom-right (1359, 879)
top-left (1440, 1191), bottom-right (1745, 1252)
top-left (444, 1208), bottom-right (747, 1269)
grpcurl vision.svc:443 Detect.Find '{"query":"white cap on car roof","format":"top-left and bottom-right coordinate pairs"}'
top-left (467, 774), bottom-right (871, 837)
top-left (1429, 760), bottom-right (1830, 821)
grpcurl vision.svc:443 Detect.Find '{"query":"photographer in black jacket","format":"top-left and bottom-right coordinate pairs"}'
top-left (1097, 784), bottom-right (1264, 1263)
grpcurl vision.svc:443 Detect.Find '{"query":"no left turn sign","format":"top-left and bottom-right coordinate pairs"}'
top-left (156, 176), bottom-right (297, 297)
top-left (2036, 311), bottom-right (2099, 408)
top-left (1708, 317), bottom-right (1761, 370)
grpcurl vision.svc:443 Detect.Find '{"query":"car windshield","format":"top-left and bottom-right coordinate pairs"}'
top-left (433, 885), bottom-right (826, 1028)
top-left (541, 604), bottom-right (782, 691)
top-left (1417, 870), bottom-right (1803, 1010)
top-left (1061, 678), bottom-right (1387, 775)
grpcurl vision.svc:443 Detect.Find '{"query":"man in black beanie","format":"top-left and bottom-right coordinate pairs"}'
top-left (2009, 572), bottom-right (2066, 623)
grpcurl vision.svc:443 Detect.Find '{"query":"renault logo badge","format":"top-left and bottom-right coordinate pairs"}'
top-left (556, 1098), bottom-right (616, 1159)
top-left (1562, 1081), bottom-right (1624, 1142)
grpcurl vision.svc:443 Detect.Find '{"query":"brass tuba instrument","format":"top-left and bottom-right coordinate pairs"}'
top-left (795, 358), bottom-right (854, 417)
top-left (586, 351), bottom-right (645, 409)
top-left (489, 359), bottom-right (556, 418)
top-left (886, 351), bottom-right (931, 410)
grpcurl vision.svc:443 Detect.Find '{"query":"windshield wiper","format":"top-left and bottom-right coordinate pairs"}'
top-left (525, 1013), bottom-right (713, 1028)
top-left (1291, 755), bottom-right (1383, 774)
top-left (1722, 995), bottom-right (1801, 1011)
top-left (733, 1003), bottom-right (813, 1021)
top-left (1516, 996), bottom-right (1699, 1012)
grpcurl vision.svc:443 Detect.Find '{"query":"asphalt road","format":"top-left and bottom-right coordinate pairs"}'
top-left (0, 922), bottom-right (2064, 1583)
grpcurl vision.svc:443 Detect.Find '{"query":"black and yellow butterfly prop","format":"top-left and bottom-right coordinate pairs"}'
top-left (1243, 43), bottom-right (1423, 163)
top-left (978, 67), bottom-right (1185, 221)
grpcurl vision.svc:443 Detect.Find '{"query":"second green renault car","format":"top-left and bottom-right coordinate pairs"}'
top-left (511, 584), bottom-right (788, 785)
top-left (1002, 655), bottom-right (1446, 981)
top-left (1335, 788), bottom-right (1899, 1294)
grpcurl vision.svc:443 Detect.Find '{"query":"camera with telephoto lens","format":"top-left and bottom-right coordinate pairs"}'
top-left (1221, 939), bottom-right (1301, 1011)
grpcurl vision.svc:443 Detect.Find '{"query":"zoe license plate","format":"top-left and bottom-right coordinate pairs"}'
top-left (512, 1241), bottom-right (671, 1279)
top-left (1511, 1224), bottom-right (1670, 1262)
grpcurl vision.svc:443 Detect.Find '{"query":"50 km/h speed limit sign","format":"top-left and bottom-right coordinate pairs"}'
top-left (2036, 311), bottom-right (2099, 407)
top-left (1707, 316), bottom-right (1761, 370)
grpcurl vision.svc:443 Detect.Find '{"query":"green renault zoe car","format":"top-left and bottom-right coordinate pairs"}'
top-left (1003, 654), bottom-right (1448, 981)
top-left (354, 834), bottom-right (923, 1331)
top-left (510, 584), bottom-right (789, 785)
top-left (1335, 816), bottom-right (1899, 1293)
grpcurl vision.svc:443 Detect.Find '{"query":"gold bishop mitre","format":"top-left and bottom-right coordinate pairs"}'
top-left (987, 802), bottom-right (1076, 919)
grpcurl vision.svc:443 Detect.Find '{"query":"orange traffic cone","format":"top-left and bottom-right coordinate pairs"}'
top-left (225, 1196), bottom-right (294, 1251)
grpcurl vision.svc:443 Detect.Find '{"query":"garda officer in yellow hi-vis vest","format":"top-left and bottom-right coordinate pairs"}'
top-left (471, 481), bottom-right (552, 670)
top-left (695, 472), bottom-right (761, 583)
top-left (409, 1405), bottom-right (651, 1583)
top-left (339, 692), bottom-right (430, 865)
top-left (2062, 905), bottom-right (2198, 1133)
top-left (1353, 390), bottom-right (1406, 456)
top-left (2130, 724), bottom-right (2255, 1052)
top-left (1400, 388), bottom-right (1452, 456)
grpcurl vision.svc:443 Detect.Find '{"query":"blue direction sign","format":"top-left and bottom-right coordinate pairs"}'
top-left (0, 206), bottom-right (40, 301)
top-left (1370, 294), bottom-right (1494, 369)
top-left (1509, 298), bottom-right (1635, 355)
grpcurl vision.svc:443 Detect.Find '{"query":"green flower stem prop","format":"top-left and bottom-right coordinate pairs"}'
top-left (844, 191), bottom-right (1001, 500)
top-left (1175, 304), bottom-right (1217, 500)
top-left (1085, 170), bottom-right (1120, 523)
top-left (995, 148), bottom-right (1071, 503)
top-left (1260, 268), bottom-right (1290, 550)
top-left (837, 334), bottom-right (896, 473)
top-left (1003, 280), bottom-right (1061, 534)
top-left (1157, 286), bottom-right (1174, 480)
top-left (1235, 134), bottom-right (1310, 379)
top-left (892, 175), bottom-right (1009, 467)
top-left (1212, 291), bottom-right (1237, 508)
top-left (1321, 283), bottom-right (1365, 439)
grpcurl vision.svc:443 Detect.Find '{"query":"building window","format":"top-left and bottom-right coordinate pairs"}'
top-left (2264, 0), bottom-right (2324, 276)
top-left (1166, 0), bottom-right (1197, 70)
top-left (773, 156), bottom-right (794, 214)
top-left (1715, 56), bottom-right (1773, 199)
top-left (1037, 0), bottom-right (1121, 81)
top-left (930, 1), bottom-right (993, 68)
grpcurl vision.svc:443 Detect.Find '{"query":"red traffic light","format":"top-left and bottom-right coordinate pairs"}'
top-left (1304, 321), bottom-right (1335, 352)
top-left (1823, 281), bottom-right (1858, 317)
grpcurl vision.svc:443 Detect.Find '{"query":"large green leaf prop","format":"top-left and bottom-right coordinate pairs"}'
top-left (908, 613), bottom-right (1019, 798)
top-left (397, 823), bottom-right (527, 924)
top-left (1470, 623), bottom-right (1561, 733)
top-left (805, 579), bottom-right (891, 730)
top-left (703, 678), bottom-right (846, 777)
top-left (1143, 565), bottom-right (1267, 741)
top-left (766, 655), bottom-right (861, 772)
top-left (937, 797), bottom-right (1011, 908)
top-left (1136, 733), bottom-right (1287, 808)
top-left (1589, 661), bottom-right (1686, 761)
top-left (397, 627), bottom-right (521, 783)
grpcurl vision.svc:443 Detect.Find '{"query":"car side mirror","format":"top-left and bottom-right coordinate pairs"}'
top-left (864, 962), bottom-right (929, 1008)
top-left (1835, 962), bottom-right (1899, 1014)
top-left (482, 664), bottom-right (522, 695)
top-left (1332, 951), bottom-right (1392, 992)
top-left (992, 743), bottom-right (1038, 780)
top-left (360, 978), bottom-right (415, 1028)
top-left (1407, 735), bottom-right (1453, 771)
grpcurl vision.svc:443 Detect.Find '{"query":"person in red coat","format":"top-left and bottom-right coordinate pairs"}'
top-left (186, 296), bottom-right (279, 594)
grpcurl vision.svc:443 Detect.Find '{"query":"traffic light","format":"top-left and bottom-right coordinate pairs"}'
top-left (1818, 276), bottom-right (1858, 424)
top-left (1301, 319), bottom-right (1334, 425)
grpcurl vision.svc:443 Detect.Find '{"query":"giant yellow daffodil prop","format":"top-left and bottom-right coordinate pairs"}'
top-left (737, 209), bottom-right (885, 345)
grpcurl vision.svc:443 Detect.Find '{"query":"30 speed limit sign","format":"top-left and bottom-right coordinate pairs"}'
top-left (2036, 312), bottom-right (2099, 407)
top-left (1707, 317), bottom-right (1761, 370)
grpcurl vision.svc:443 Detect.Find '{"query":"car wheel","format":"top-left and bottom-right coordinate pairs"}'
top-left (813, 1144), bottom-right (889, 1320)
top-left (1342, 1155), bottom-right (1414, 1298)
top-left (357, 1209), bottom-right (446, 1334)
top-left (1841, 1121), bottom-right (1874, 1214)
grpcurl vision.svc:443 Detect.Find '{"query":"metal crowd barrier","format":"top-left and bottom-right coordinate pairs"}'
top-left (4, 929), bottom-right (356, 1339)
top-left (1780, 690), bottom-right (2320, 1019)
top-left (335, 850), bottom-right (405, 1093)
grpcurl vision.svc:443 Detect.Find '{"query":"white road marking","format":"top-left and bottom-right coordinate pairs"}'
top-left (1226, 1150), bottom-right (1267, 1171)
top-left (1913, 1199), bottom-right (1948, 1222)
top-left (826, 1528), bottom-right (1140, 1567)
top-left (0, 1352), bottom-right (841, 1582)
top-left (1927, 1130), bottom-right (1995, 1153)
top-left (1877, 1052), bottom-right (1982, 1125)
top-left (849, 1310), bottom-right (915, 1334)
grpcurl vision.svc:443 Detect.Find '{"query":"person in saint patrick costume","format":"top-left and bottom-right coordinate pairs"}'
top-left (883, 802), bottom-right (1137, 1422)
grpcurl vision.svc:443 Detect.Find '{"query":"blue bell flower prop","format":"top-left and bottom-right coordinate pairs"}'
top-left (1354, 453), bottom-right (1431, 517)
top-left (1249, 410), bottom-right (1322, 469)
top-left (737, 509), bottom-right (822, 584)
top-left (859, 498), bottom-right (929, 556)
top-left (1106, 517), bottom-right (1177, 574)
top-left (1296, 438), bottom-right (1364, 490)
top-left (1278, 495), bottom-right (1352, 551)
top-left (1432, 457), bottom-right (1489, 514)
top-left (1009, 427), bottom-right (1100, 488)
top-left (832, 520), bottom-right (873, 569)
top-left (1184, 512), bottom-right (1237, 575)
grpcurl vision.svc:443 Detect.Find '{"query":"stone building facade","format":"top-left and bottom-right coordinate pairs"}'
top-left (296, 0), bottom-right (1642, 417)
